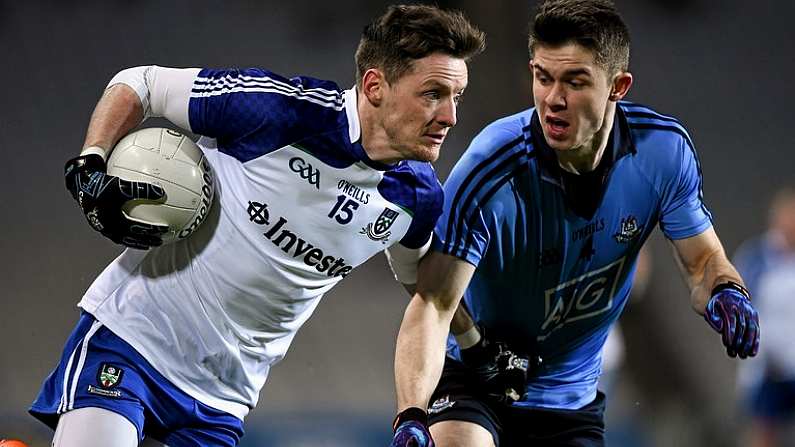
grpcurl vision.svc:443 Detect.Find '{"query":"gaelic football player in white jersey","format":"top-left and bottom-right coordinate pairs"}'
top-left (29, 5), bottom-right (485, 446)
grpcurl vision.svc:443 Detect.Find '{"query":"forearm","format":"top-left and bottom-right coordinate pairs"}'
top-left (688, 248), bottom-right (744, 314)
top-left (82, 84), bottom-right (144, 157)
top-left (394, 294), bottom-right (455, 412)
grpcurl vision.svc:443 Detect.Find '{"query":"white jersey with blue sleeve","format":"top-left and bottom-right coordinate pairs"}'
top-left (77, 66), bottom-right (442, 419)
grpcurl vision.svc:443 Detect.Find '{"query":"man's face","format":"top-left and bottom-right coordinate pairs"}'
top-left (531, 43), bottom-right (617, 152)
top-left (379, 53), bottom-right (468, 162)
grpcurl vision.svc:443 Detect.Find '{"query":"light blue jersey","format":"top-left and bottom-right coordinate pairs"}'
top-left (433, 103), bottom-right (712, 409)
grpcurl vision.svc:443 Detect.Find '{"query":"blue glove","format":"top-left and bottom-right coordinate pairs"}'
top-left (65, 154), bottom-right (168, 249)
top-left (704, 282), bottom-right (760, 359)
top-left (390, 408), bottom-right (433, 447)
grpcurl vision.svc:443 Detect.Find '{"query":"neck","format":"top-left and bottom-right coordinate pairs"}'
top-left (556, 103), bottom-right (616, 174)
top-left (357, 87), bottom-right (401, 165)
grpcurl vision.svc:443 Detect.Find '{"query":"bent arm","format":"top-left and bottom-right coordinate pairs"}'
top-left (81, 66), bottom-right (199, 159)
top-left (394, 251), bottom-right (475, 412)
top-left (669, 226), bottom-right (745, 314)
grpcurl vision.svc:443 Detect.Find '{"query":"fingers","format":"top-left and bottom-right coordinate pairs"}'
top-left (119, 179), bottom-right (166, 201)
top-left (129, 221), bottom-right (170, 236)
top-left (737, 309), bottom-right (760, 358)
top-left (120, 235), bottom-right (164, 250)
top-left (726, 306), bottom-right (743, 358)
top-left (716, 302), bottom-right (734, 351)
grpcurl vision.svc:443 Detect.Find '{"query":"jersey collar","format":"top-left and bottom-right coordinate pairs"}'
top-left (343, 87), bottom-right (361, 144)
top-left (531, 106), bottom-right (635, 186)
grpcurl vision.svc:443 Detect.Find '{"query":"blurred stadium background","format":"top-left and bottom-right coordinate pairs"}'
top-left (1, 1), bottom-right (793, 445)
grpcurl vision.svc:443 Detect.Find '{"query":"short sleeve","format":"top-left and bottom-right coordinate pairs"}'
top-left (658, 136), bottom-right (713, 240)
top-left (432, 121), bottom-right (528, 266)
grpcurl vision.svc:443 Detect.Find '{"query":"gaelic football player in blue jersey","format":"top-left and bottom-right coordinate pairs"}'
top-left (390, 1), bottom-right (760, 446)
top-left (29, 5), bottom-right (484, 447)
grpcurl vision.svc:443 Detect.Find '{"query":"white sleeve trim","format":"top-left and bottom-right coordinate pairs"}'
top-left (384, 236), bottom-right (433, 285)
top-left (107, 66), bottom-right (201, 132)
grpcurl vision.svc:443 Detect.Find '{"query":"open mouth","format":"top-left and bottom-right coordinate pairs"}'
top-left (546, 116), bottom-right (570, 131)
top-left (545, 116), bottom-right (570, 139)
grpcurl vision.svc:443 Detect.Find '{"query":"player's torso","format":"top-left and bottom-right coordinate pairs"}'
top-left (470, 151), bottom-right (657, 359)
top-left (205, 142), bottom-right (409, 286)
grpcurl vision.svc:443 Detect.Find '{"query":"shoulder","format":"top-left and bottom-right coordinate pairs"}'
top-left (449, 108), bottom-right (535, 186)
top-left (464, 108), bottom-right (535, 164)
top-left (195, 68), bottom-right (344, 104)
top-left (192, 67), bottom-right (348, 127)
top-left (620, 102), bottom-right (700, 177)
top-left (620, 101), bottom-right (695, 151)
top-left (383, 161), bottom-right (443, 207)
top-left (443, 109), bottom-right (535, 217)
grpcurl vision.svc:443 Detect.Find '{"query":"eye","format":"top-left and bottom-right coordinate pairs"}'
top-left (453, 93), bottom-right (464, 105)
top-left (568, 80), bottom-right (585, 88)
top-left (424, 90), bottom-right (441, 101)
top-left (535, 74), bottom-right (552, 85)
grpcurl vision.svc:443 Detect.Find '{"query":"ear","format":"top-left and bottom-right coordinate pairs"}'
top-left (361, 68), bottom-right (387, 106)
top-left (609, 71), bottom-right (633, 102)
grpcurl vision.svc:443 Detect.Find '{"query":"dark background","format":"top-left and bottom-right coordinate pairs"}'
top-left (1, 1), bottom-right (793, 445)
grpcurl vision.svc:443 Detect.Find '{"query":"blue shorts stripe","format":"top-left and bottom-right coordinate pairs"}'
top-left (65, 321), bottom-right (102, 412)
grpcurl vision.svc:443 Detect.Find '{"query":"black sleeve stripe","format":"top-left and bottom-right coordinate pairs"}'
top-left (457, 160), bottom-right (532, 258)
top-left (624, 111), bottom-right (683, 127)
top-left (442, 126), bottom-right (531, 253)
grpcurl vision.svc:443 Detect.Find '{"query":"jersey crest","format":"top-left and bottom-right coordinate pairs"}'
top-left (360, 207), bottom-right (400, 243)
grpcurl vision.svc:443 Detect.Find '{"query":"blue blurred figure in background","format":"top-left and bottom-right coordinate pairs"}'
top-left (735, 187), bottom-right (795, 447)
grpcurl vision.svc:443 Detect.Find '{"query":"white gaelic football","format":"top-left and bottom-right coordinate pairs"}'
top-left (107, 127), bottom-right (215, 244)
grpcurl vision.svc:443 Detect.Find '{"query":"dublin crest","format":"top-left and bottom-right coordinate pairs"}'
top-left (613, 215), bottom-right (644, 243)
top-left (361, 207), bottom-right (399, 243)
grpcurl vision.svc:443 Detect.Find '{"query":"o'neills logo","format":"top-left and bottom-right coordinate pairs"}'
top-left (247, 201), bottom-right (352, 278)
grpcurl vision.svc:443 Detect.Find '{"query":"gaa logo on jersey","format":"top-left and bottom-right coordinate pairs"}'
top-left (537, 257), bottom-right (626, 341)
top-left (360, 207), bottom-right (399, 244)
top-left (288, 156), bottom-right (320, 189)
top-left (97, 363), bottom-right (124, 389)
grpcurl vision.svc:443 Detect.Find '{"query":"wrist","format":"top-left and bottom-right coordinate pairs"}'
top-left (711, 281), bottom-right (750, 300)
top-left (80, 145), bottom-right (108, 161)
top-left (393, 407), bottom-right (428, 432)
top-left (455, 324), bottom-right (482, 350)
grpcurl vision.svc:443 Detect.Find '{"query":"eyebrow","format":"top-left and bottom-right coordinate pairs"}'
top-left (532, 63), bottom-right (592, 78)
top-left (421, 79), bottom-right (466, 93)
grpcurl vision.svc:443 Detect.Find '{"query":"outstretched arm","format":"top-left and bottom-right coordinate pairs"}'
top-left (394, 251), bottom-right (476, 412)
top-left (670, 227), bottom-right (759, 358)
top-left (389, 250), bottom-right (475, 447)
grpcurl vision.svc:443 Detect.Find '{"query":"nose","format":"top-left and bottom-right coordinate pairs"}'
top-left (544, 82), bottom-right (566, 111)
top-left (436, 97), bottom-right (457, 128)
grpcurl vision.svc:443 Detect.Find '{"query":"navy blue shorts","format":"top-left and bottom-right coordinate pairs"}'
top-left (749, 377), bottom-right (795, 421)
top-left (427, 358), bottom-right (605, 447)
top-left (30, 312), bottom-right (244, 446)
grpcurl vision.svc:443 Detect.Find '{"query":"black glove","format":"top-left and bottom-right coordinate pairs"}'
top-left (459, 327), bottom-right (535, 404)
top-left (65, 153), bottom-right (168, 249)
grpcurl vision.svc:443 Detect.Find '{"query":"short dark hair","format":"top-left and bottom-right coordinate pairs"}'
top-left (355, 4), bottom-right (486, 86)
top-left (529, 0), bottom-right (630, 75)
